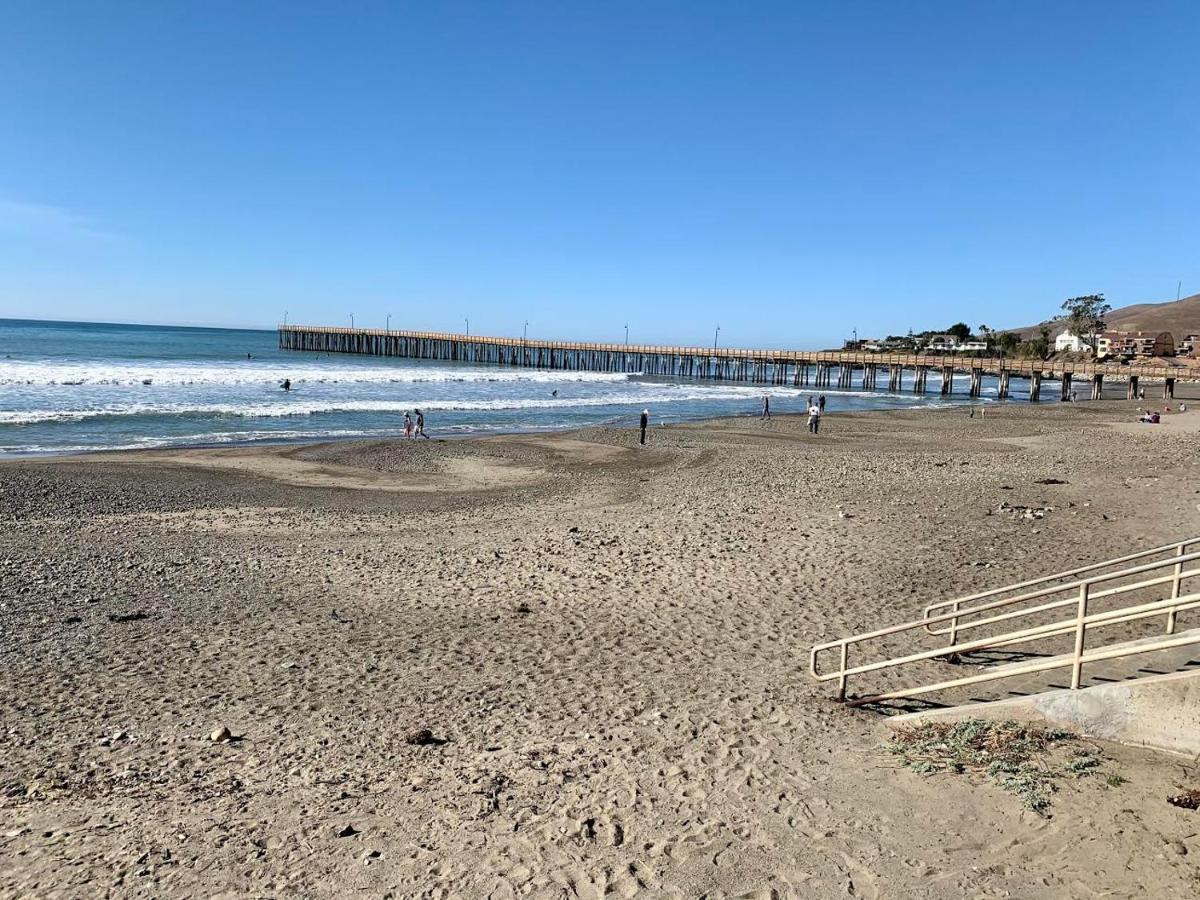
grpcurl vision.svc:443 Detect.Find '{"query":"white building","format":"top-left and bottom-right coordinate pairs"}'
top-left (959, 340), bottom-right (989, 352)
top-left (923, 334), bottom-right (958, 352)
top-left (1054, 331), bottom-right (1092, 353)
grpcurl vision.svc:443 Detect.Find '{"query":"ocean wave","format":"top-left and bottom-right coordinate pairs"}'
top-left (0, 385), bottom-right (811, 425)
top-left (0, 360), bottom-right (635, 387)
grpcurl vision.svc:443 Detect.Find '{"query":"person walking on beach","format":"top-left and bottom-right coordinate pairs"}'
top-left (403, 411), bottom-right (413, 438)
top-left (639, 408), bottom-right (649, 445)
top-left (761, 395), bottom-right (771, 419)
top-left (808, 400), bottom-right (822, 434)
top-left (415, 409), bottom-right (427, 438)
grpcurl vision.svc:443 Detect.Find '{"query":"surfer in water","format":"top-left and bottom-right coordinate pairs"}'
top-left (281, 378), bottom-right (292, 392)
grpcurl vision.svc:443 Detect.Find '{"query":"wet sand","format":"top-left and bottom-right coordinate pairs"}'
top-left (3, 402), bottom-right (1200, 898)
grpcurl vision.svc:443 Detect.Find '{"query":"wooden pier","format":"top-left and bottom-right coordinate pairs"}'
top-left (278, 324), bottom-right (1195, 401)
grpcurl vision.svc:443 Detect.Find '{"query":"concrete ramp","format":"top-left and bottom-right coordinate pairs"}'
top-left (932, 627), bottom-right (1200, 705)
top-left (886, 668), bottom-right (1200, 757)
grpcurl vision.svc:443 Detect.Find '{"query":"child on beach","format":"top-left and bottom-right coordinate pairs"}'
top-left (404, 411), bottom-right (413, 438)
top-left (415, 409), bottom-right (427, 438)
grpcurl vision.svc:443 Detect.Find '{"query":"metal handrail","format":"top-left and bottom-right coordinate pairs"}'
top-left (923, 537), bottom-right (1196, 636)
top-left (852, 630), bottom-right (1200, 707)
top-left (811, 548), bottom-right (1200, 660)
top-left (810, 544), bottom-right (1200, 703)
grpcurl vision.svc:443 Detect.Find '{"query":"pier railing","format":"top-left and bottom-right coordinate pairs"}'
top-left (278, 324), bottom-right (1197, 400)
top-left (278, 324), bottom-right (1193, 377)
top-left (809, 540), bottom-right (1200, 706)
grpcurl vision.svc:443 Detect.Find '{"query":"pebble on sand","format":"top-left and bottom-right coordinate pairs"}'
top-left (209, 726), bottom-right (232, 743)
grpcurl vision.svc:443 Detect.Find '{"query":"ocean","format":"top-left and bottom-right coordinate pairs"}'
top-left (0, 319), bottom-right (1010, 455)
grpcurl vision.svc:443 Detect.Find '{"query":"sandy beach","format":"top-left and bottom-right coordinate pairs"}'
top-left (3, 402), bottom-right (1200, 898)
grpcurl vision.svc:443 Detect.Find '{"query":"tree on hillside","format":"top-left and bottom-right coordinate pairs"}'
top-left (1061, 293), bottom-right (1111, 355)
top-left (996, 331), bottom-right (1021, 355)
top-left (1021, 326), bottom-right (1052, 360)
top-left (947, 322), bottom-right (972, 341)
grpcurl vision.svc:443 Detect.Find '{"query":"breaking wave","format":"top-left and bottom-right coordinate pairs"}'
top-left (0, 384), bottom-right (806, 425)
top-left (0, 360), bottom-right (634, 387)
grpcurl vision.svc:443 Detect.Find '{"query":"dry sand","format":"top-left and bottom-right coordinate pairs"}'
top-left (2, 402), bottom-right (1200, 898)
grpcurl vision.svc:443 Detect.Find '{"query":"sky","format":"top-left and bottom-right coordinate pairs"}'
top-left (1, 1), bottom-right (1197, 348)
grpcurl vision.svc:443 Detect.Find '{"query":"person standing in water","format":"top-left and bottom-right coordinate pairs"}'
top-left (818, 394), bottom-right (826, 413)
top-left (415, 409), bottom-right (427, 438)
top-left (639, 409), bottom-right (649, 445)
top-left (403, 411), bottom-right (413, 438)
top-left (808, 400), bottom-right (822, 434)
top-left (281, 378), bottom-right (291, 392)
top-left (761, 395), bottom-right (771, 419)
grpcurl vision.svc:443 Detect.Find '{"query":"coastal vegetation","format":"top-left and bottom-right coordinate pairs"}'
top-left (888, 719), bottom-right (1120, 816)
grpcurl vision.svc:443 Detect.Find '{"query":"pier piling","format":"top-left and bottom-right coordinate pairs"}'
top-left (277, 325), bottom-right (1191, 405)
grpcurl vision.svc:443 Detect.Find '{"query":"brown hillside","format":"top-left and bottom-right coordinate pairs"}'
top-left (1013, 293), bottom-right (1200, 341)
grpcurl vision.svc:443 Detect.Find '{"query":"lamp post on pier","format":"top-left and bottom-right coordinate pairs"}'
top-left (283, 310), bottom-right (288, 326)
top-left (386, 314), bottom-right (391, 333)
top-left (713, 324), bottom-right (720, 350)
top-left (624, 324), bottom-right (629, 345)
top-left (523, 320), bottom-right (528, 341)
top-left (465, 317), bottom-right (470, 337)
top-left (350, 313), bottom-right (355, 329)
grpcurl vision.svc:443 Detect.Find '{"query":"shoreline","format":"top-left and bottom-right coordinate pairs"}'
top-left (6, 372), bottom-right (1198, 460)
top-left (0, 391), bottom-right (1149, 462)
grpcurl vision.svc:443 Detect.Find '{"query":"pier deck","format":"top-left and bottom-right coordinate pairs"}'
top-left (278, 325), bottom-right (1198, 401)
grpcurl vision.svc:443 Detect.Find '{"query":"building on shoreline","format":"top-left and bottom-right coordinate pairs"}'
top-left (923, 334), bottom-right (959, 352)
top-left (1054, 331), bottom-right (1093, 353)
top-left (1097, 331), bottom-right (1175, 359)
top-left (1177, 333), bottom-right (1200, 357)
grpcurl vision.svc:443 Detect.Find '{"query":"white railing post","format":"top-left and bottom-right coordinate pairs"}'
top-left (1168, 542), bottom-right (1185, 634)
top-left (1070, 582), bottom-right (1090, 689)
top-left (948, 599), bottom-right (960, 647)
top-left (837, 641), bottom-right (849, 701)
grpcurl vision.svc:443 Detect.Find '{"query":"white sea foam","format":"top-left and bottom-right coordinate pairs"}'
top-left (0, 384), bottom-right (807, 425)
top-left (0, 359), bottom-right (634, 387)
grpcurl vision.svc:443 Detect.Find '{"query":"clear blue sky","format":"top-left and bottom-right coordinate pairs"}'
top-left (1, 2), bottom-right (1196, 347)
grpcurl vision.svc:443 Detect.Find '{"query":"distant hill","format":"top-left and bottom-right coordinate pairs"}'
top-left (1013, 293), bottom-right (1200, 341)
